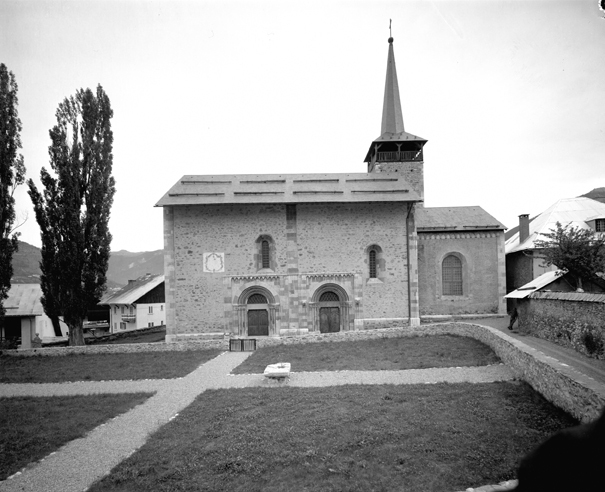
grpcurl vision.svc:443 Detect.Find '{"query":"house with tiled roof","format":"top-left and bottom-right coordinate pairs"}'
top-left (155, 35), bottom-right (506, 342)
top-left (99, 274), bottom-right (165, 334)
top-left (505, 197), bottom-right (605, 296)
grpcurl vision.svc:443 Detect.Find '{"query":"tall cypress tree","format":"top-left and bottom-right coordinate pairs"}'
top-left (0, 64), bottom-right (25, 325)
top-left (28, 85), bottom-right (115, 346)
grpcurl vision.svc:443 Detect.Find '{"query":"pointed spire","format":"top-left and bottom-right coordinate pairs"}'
top-left (364, 25), bottom-right (427, 167)
top-left (381, 36), bottom-right (405, 135)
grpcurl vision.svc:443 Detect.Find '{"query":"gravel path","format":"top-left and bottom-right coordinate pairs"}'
top-left (0, 354), bottom-right (514, 492)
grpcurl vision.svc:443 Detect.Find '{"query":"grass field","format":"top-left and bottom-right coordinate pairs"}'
top-left (232, 335), bottom-right (500, 374)
top-left (0, 349), bottom-right (222, 383)
top-left (0, 393), bottom-right (153, 481)
top-left (88, 382), bottom-right (577, 492)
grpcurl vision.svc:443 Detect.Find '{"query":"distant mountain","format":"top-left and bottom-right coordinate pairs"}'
top-left (107, 249), bottom-right (164, 286)
top-left (581, 187), bottom-right (605, 204)
top-left (11, 241), bottom-right (163, 288)
top-left (10, 241), bottom-right (42, 284)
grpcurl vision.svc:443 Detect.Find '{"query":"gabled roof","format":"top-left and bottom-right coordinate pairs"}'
top-left (504, 270), bottom-right (565, 299)
top-left (155, 173), bottom-right (421, 207)
top-left (99, 274), bottom-right (164, 306)
top-left (505, 197), bottom-right (605, 254)
top-left (3, 284), bottom-right (44, 317)
top-left (416, 206), bottom-right (506, 232)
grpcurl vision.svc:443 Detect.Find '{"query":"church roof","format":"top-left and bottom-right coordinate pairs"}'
top-left (416, 206), bottom-right (505, 232)
top-left (156, 173), bottom-right (422, 207)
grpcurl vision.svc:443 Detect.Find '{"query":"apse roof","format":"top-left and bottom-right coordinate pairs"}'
top-left (505, 197), bottom-right (605, 254)
top-left (156, 173), bottom-right (422, 207)
top-left (416, 206), bottom-right (506, 232)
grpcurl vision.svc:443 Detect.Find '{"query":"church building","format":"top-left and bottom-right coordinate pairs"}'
top-left (156, 36), bottom-right (507, 342)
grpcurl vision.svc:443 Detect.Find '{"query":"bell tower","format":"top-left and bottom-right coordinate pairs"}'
top-left (364, 34), bottom-right (427, 199)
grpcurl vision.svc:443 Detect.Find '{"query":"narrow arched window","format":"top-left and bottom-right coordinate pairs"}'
top-left (261, 240), bottom-right (270, 269)
top-left (442, 255), bottom-right (463, 296)
top-left (369, 249), bottom-right (377, 278)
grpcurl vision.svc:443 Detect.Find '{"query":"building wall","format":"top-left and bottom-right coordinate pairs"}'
top-left (165, 201), bottom-right (412, 338)
top-left (109, 302), bottom-right (165, 333)
top-left (372, 160), bottom-right (424, 199)
top-left (418, 231), bottom-right (505, 315)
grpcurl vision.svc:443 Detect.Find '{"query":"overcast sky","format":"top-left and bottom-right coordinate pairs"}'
top-left (2, 0), bottom-right (605, 252)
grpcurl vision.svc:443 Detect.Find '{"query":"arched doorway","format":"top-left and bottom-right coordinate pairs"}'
top-left (234, 286), bottom-right (278, 337)
top-left (247, 293), bottom-right (269, 336)
top-left (318, 291), bottom-right (341, 333)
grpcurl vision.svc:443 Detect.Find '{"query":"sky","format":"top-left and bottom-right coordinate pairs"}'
top-left (2, 0), bottom-right (605, 253)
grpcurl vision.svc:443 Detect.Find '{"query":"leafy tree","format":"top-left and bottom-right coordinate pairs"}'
top-left (534, 222), bottom-right (605, 291)
top-left (28, 85), bottom-right (115, 346)
top-left (0, 64), bottom-right (26, 323)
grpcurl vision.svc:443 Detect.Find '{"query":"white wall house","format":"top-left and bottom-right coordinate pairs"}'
top-left (100, 274), bottom-right (165, 334)
top-left (1, 284), bottom-right (69, 348)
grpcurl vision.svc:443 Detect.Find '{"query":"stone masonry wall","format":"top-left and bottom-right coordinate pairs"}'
top-left (9, 322), bottom-right (603, 422)
top-left (418, 232), bottom-right (503, 315)
top-left (296, 202), bottom-right (409, 320)
top-left (168, 201), bottom-right (411, 337)
top-left (518, 296), bottom-right (605, 359)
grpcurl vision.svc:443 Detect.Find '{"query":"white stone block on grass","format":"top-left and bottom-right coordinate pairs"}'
top-left (264, 362), bottom-right (291, 379)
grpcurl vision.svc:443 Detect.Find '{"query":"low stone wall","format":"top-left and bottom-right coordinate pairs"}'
top-left (518, 295), bottom-right (605, 360)
top-left (4, 322), bottom-right (603, 422)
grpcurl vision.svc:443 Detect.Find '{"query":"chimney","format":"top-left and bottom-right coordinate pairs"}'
top-left (519, 214), bottom-right (530, 243)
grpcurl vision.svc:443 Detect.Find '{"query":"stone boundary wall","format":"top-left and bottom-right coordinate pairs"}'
top-left (519, 296), bottom-right (605, 360)
top-left (4, 322), bottom-right (603, 422)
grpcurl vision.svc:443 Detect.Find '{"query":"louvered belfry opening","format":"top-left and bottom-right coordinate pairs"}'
top-left (442, 255), bottom-right (463, 296)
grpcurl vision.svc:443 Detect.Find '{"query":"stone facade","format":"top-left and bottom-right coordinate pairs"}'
top-left (418, 231), bottom-right (506, 315)
top-left (163, 201), bottom-right (415, 340)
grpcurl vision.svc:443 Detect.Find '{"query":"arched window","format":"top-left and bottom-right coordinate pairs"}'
top-left (442, 255), bottom-right (463, 295)
top-left (255, 235), bottom-right (274, 271)
top-left (366, 244), bottom-right (383, 281)
top-left (369, 249), bottom-right (377, 278)
top-left (261, 240), bottom-right (270, 269)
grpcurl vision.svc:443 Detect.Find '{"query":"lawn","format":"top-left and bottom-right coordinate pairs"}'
top-left (232, 335), bottom-right (500, 374)
top-left (0, 349), bottom-right (222, 383)
top-left (88, 381), bottom-right (577, 492)
top-left (0, 393), bottom-right (153, 481)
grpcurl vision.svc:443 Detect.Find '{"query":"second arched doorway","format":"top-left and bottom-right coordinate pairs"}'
top-left (318, 291), bottom-right (341, 333)
top-left (310, 284), bottom-right (351, 333)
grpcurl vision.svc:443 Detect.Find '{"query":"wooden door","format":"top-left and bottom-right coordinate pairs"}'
top-left (247, 309), bottom-right (269, 336)
top-left (319, 307), bottom-right (340, 333)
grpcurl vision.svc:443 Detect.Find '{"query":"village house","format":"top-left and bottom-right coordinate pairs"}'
top-left (0, 283), bottom-right (68, 348)
top-left (505, 196), bottom-right (605, 297)
top-left (99, 274), bottom-right (166, 334)
top-left (156, 36), bottom-right (506, 342)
